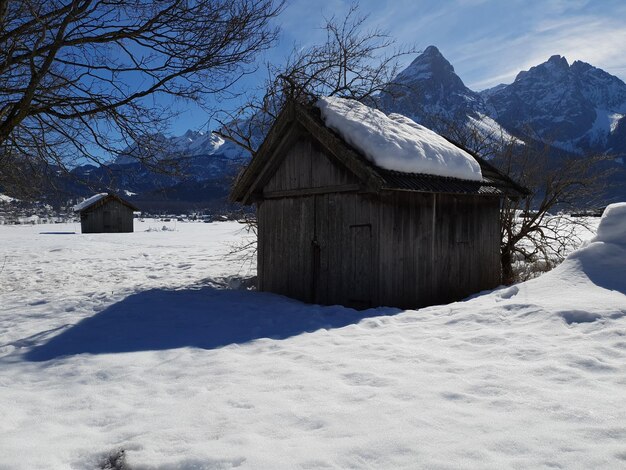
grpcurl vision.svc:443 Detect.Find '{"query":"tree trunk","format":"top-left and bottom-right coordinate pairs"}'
top-left (501, 246), bottom-right (515, 285)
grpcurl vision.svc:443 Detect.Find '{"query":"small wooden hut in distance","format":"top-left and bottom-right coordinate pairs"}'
top-left (231, 98), bottom-right (528, 309)
top-left (74, 193), bottom-right (138, 233)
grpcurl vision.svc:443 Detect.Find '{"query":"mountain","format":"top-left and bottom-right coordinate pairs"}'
top-left (58, 127), bottom-right (257, 212)
top-left (57, 46), bottom-right (625, 210)
top-left (482, 55), bottom-right (626, 154)
top-left (64, 153), bottom-right (244, 213)
top-left (114, 129), bottom-right (246, 165)
top-left (378, 46), bottom-right (624, 201)
top-left (380, 45), bottom-right (484, 124)
top-left (379, 45), bottom-right (518, 148)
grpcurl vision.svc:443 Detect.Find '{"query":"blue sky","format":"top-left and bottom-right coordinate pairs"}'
top-left (172, 0), bottom-right (626, 135)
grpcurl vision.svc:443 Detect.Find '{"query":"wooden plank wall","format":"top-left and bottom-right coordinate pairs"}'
top-left (376, 192), bottom-right (501, 308)
top-left (81, 200), bottom-right (134, 233)
top-left (257, 197), bottom-right (315, 302)
top-left (313, 192), bottom-right (379, 309)
top-left (258, 192), bottom-right (380, 309)
top-left (263, 136), bottom-right (357, 193)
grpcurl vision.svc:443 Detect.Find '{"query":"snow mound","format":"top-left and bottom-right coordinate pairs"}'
top-left (73, 193), bottom-right (108, 212)
top-left (316, 96), bottom-right (483, 181)
top-left (0, 194), bottom-right (17, 203)
top-left (524, 203), bottom-right (626, 313)
top-left (592, 202), bottom-right (626, 245)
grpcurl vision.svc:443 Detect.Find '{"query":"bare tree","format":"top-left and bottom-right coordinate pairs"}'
top-left (215, 3), bottom-right (415, 153)
top-left (493, 137), bottom-right (612, 284)
top-left (425, 115), bottom-right (613, 284)
top-left (0, 0), bottom-right (283, 196)
top-left (217, 3), bottom-right (414, 265)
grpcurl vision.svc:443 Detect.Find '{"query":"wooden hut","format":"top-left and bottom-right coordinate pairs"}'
top-left (74, 193), bottom-right (138, 233)
top-left (231, 100), bottom-right (528, 309)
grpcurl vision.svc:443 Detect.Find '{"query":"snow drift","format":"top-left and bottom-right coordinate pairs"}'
top-left (592, 202), bottom-right (626, 245)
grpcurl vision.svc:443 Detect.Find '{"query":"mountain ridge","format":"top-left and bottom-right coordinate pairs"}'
top-left (67, 46), bottom-right (626, 209)
top-left (482, 54), bottom-right (626, 153)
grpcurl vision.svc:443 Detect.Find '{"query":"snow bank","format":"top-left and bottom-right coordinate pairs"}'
top-left (316, 96), bottom-right (483, 181)
top-left (73, 193), bottom-right (108, 212)
top-left (521, 204), bottom-right (626, 312)
top-left (592, 202), bottom-right (626, 245)
top-left (0, 194), bottom-right (17, 203)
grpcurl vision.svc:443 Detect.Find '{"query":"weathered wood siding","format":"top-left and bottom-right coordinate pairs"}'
top-left (312, 192), bottom-right (379, 309)
top-left (80, 199), bottom-right (134, 233)
top-left (257, 192), bottom-right (378, 308)
top-left (263, 136), bottom-right (359, 195)
top-left (257, 196), bottom-right (316, 302)
top-left (376, 192), bottom-right (500, 308)
top-left (256, 135), bottom-right (502, 309)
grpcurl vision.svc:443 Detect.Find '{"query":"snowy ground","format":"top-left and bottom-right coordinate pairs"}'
top-left (1, 216), bottom-right (625, 469)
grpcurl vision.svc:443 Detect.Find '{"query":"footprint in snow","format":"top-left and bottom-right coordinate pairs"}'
top-left (342, 372), bottom-right (393, 387)
top-left (295, 416), bottom-right (325, 431)
top-left (440, 391), bottom-right (472, 401)
top-left (496, 285), bottom-right (519, 301)
top-left (559, 310), bottom-right (601, 325)
top-left (228, 400), bottom-right (254, 410)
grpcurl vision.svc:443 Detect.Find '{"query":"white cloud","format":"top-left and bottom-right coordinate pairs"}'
top-left (271, 0), bottom-right (626, 92)
top-left (463, 14), bottom-right (626, 89)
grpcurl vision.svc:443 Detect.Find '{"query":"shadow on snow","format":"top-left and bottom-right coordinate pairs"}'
top-left (25, 281), bottom-right (400, 362)
top-left (39, 231), bottom-right (76, 235)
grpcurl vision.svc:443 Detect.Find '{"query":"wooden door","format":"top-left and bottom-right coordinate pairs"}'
top-left (103, 210), bottom-right (111, 232)
top-left (312, 194), bottom-right (373, 309)
top-left (347, 223), bottom-right (372, 309)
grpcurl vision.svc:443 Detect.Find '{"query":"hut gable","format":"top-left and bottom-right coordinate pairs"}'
top-left (74, 193), bottom-right (138, 234)
top-left (263, 136), bottom-right (361, 198)
top-left (231, 99), bottom-right (528, 309)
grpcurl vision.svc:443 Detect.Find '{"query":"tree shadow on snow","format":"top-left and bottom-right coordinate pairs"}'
top-left (39, 231), bottom-right (76, 235)
top-left (25, 280), bottom-right (400, 362)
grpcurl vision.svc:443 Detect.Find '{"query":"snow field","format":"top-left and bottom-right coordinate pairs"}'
top-left (0, 214), bottom-right (625, 469)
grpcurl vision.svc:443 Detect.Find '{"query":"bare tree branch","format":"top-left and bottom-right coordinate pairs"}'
top-left (216, 2), bottom-right (415, 154)
top-left (0, 0), bottom-right (284, 197)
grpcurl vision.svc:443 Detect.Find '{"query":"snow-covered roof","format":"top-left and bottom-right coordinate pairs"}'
top-left (73, 193), bottom-right (108, 212)
top-left (316, 96), bottom-right (483, 181)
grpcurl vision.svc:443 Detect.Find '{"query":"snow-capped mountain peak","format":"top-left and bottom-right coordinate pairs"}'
top-left (483, 54), bottom-right (626, 151)
top-left (379, 45), bottom-right (484, 129)
top-left (378, 46), bottom-right (518, 149)
top-left (394, 45), bottom-right (464, 87)
top-left (114, 129), bottom-right (246, 165)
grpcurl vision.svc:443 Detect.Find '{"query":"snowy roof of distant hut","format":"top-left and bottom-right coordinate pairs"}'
top-left (73, 193), bottom-right (139, 213)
